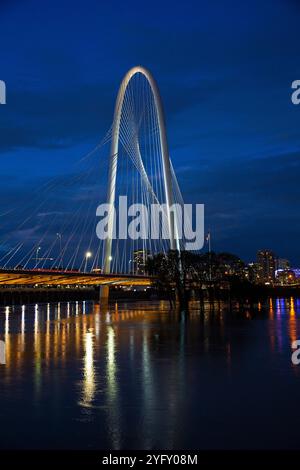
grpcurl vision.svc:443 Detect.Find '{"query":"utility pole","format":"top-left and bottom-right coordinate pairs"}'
top-left (35, 246), bottom-right (41, 268)
top-left (207, 231), bottom-right (212, 282)
top-left (56, 233), bottom-right (63, 269)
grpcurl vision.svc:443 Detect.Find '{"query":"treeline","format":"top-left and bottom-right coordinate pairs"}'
top-left (146, 250), bottom-right (296, 310)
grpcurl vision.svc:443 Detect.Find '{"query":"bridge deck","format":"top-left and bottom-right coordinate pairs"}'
top-left (0, 269), bottom-right (152, 287)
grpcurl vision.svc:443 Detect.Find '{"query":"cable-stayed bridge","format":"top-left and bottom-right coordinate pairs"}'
top-left (0, 66), bottom-right (191, 294)
top-left (0, 268), bottom-right (151, 287)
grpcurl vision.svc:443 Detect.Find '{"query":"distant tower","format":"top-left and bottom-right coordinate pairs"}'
top-left (257, 249), bottom-right (276, 283)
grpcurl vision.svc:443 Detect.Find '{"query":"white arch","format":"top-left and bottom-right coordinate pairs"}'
top-left (103, 66), bottom-right (179, 275)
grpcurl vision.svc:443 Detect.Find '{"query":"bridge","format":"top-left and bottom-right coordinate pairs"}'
top-left (0, 268), bottom-right (152, 287)
top-left (0, 66), bottom-right (188, 299)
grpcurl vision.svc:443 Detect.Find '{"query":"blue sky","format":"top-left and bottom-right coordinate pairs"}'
top-left (0, 0), bottom-right (300, 264)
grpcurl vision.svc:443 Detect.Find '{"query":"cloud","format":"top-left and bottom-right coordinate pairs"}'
top-left (0, 83), bottom-right (114, 153)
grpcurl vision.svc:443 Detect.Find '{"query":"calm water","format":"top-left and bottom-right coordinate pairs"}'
top-left (0, 298), bottom-right (300, 450)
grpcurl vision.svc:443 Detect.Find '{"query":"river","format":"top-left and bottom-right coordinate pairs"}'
top-left (0, 298), bottom-right (300, 450)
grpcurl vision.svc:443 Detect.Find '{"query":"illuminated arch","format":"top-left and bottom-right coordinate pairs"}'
top-left (103, 66), bottom-right (179, 275)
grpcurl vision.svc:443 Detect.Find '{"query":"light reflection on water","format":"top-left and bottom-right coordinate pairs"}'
top-left (0, 298), bottom-right (300, 449)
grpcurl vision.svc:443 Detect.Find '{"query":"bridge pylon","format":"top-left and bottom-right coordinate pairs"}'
top-left (101, 66), bottom-right (180, 304)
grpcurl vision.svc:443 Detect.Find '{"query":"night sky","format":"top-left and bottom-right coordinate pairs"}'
top-left (1, 0), bottom-right (300, 264)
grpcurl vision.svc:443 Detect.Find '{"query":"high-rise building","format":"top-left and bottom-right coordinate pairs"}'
top-left (246, 262), bottom-right (261, 283)
top-left (132, 249), bottom-right (150, 275)
top-left (257, 249), bottom-right (276, 283)
top-left (276, 258), bottom-right (290, 270)
top-left (276, 269), bottom-right (296, 285)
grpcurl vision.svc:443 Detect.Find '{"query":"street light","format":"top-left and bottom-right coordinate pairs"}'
top-left (56, 233), bottom-right (63, 269)
top-left (84, 251), bottom-right (92, 272)
top-left (35, 246), bottom-right (41, 268)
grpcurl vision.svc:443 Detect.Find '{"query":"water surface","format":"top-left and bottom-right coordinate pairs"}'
top-left (0, 298), bottom-right (300, 449)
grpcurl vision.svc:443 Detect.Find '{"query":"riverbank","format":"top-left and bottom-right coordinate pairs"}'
top-left (1, 283), bottom-right (300, 306)
top-left (0, 286), bottom-right (155, 305)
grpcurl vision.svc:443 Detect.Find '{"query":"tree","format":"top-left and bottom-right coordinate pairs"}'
top-left (147, 250), bottom-right (247, 309)
top-left (147, 251), bottom-right (185, 309)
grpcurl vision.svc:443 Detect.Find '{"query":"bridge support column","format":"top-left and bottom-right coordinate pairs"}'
top-left (99, 285), bottom-right (109, 306)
